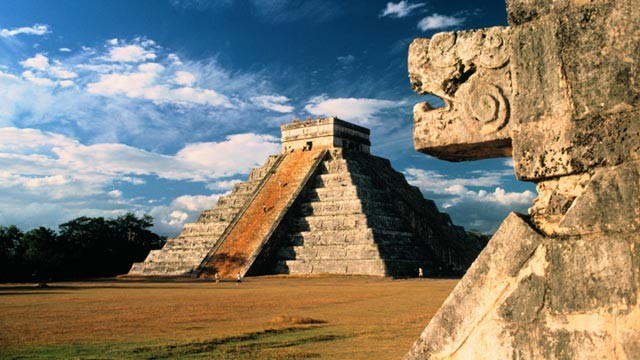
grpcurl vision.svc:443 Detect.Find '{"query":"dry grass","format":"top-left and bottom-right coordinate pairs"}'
top-left (0, 276), bottom-right (457, 359)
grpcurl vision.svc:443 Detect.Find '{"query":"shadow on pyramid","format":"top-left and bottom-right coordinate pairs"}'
top-left (127, 117), bottom-right (482, 279)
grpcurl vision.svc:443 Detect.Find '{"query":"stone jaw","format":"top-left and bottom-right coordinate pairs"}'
top-left (409, 27), bottom-right (514, 161)
top-left (410, 0), bottom-right (640, 181)
top-left (405, 0), bottom-right (640, 358)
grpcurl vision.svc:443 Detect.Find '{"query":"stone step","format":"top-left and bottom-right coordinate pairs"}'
top-left (232, 181), bottom-right (259, 194)
top-left (318, 158), bottom-right (349, 174)
top-left (277, 243), bottom-right (428, 261)
top-left (180, 222), bottom-right (229, 236)
top-left (145, 246), bottom-right (208, 257)
top-left (162, 240), bottom-right (219, 251)
top-left (127, 153), bottom-right (281, 277)
top-left (294, 214), bottom-right (369, 231)
top-left (162, 243), bottom-right (217, 251)
top-left (314, 172), bottom-right (373, 188)
top-left (136, 263), bottom-right (198, 276)
top-left (305, 187), bottom-right (387, 202)
top-left (299, 199), bottom-right (397, 216)
top-left (279, 259), bottom-right (388, 276)
top-left (278, 243), bottom-right (381, 260)
top-left (146, 253), bottom-right (206, 263)
top-left (278, 258), bottom-right (429, 277)
top-left (198, 207), bottom-right (241, 222)
top-left (288, 229), bottom-right (415, 246)
top-left (200, 149), bottom-right (326, 278)
top-left (248, 155), bottom-right (279, 181)
top-left (216, 194), bottom-right (252, 208)
top-left (294, 213), bottom-right (406, 232)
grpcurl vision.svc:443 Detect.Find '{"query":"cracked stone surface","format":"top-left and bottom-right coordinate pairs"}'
top-left (406, 0), bottom-right (640, 358)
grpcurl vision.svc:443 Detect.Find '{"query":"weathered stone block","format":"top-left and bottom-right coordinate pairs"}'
top-left (405, 213), bottom-right (543, 359)
top-left (409, 27), bottom-right (513, 161)
top-left (406, 0), bottom-right (640, 358)
top-left (498, 274), bottom-right (545, 323)
top-left (557, 160), bottom-right (640, 235)
top-left (547, 233), bottom-right (636, 314)
top-left (541, 329), bottom-right (615, 360)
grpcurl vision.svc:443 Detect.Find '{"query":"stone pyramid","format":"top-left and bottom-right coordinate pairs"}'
top-left (128, 117), bottom-right (480, 278)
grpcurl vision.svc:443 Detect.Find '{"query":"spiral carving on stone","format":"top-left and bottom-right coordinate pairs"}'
top-left (463, 82), bottom-right (509, 134)
top-left (429, 32), bottom-right (457, 68)
top-left (477, 28), bottom-right (509, 69)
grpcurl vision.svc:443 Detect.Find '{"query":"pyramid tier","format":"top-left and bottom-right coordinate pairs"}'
top-left (127, 155), bottom-right (280, 276)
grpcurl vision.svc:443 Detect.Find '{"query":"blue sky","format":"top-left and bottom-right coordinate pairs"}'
top-left (0, 0), bottom-right (535, 235)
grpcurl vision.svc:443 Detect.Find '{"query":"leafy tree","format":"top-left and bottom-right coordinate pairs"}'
top-left (1, 213), bottom-right (164, 281)
top-left (57, 213), bottom-right (163, 277)
top-left (0, 225), bottom-right (22, 262)
top-left (0, 225), bottom-right (23, 279)
top-left (20, 227), bottom-right (61, 283)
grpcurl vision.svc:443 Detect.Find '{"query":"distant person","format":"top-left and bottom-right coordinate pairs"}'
top-left (236, 272), bottom-right (242, 286)
top-left (418, 267), bottom-right (424, 280)
top-left (214, 272), bottom-right (220, 284)
top-left (262, 203), bottom-right (267, 213)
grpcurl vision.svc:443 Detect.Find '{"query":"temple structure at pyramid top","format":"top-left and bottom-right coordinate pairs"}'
top-left (280, 117), bottom-right (370, 154)
top-left (128, 117), bottom-right (482, 278)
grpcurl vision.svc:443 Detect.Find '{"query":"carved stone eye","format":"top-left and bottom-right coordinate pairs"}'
top-left (429, 32), bottom-right (458, 68)
top-left (477, 27), bottom-right (510, 69)
top-left (463, 81), bottom-right (510, 134)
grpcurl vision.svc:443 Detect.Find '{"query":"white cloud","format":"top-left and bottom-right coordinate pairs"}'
top-left (59, 47), bottom-right (71, 52)
top-left (19, 54), bottom-right (77, 83)
top-left (252, 95), bottom-right (294, 113)
top-left (305, 95), bottom-right (404, 124)
top-left (417, 14), bottom-right (465, 31)
top-left (108, 189), bottom-right (123, 198)
top-left (149, 192), bottom-right (225, 234)
top-left (380, 1), bottom-right (425, 18)
top-left (0, 127), bottom-right (279, 234)
top-left (173, 70), bottom-right (196, 86)
top-left (87, 62), bottom-right (233, 108)
top-left (175, 133), bottom-right (279, 173)
top-left (107, 44), bottom-right (156, 62)
top-left (504, 158), bottom-right (515, 168)
top-left (22, 70), bottom-right (55, 86)
top-left (0, 24), bottom-right (50, 38)
top-left (107, 38), bottom-right (119, 45)
top-left (59, 80), bottom-right (74, 87)
top-left (119, 176), bottom-right (146, 185)
top-left (49, 67), bottom-right (78, 79)
top-left (0, 127), bottom-right (279, 185)
top-left (168, 53), bottom-right (183, 65)
top-left (20, 54), bottom-right (49, 71)
top-left (404, 168), bottom-right (535, 234)
top-left (167, 210), bottom-right (188, 226)
top-left (205, 179), bottom-right (242, 191)
top-left (171, 193), bottom-right (221, 212)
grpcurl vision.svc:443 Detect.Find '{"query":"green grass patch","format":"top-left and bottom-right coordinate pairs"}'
top-left (1, 327), bottom-right (346, 360)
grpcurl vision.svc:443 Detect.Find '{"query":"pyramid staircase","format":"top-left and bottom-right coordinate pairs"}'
top-left (251, 149), bottom-right (474, 277)
top-left (128, 117), bottom-right (480, 278)
top-left (198, 149), bottom-right (328, 278)
top-left (127, 155), bottom-right (281, 276)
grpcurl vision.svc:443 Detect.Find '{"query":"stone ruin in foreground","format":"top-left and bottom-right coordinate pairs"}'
top-left (406, 0), bottom-right (639, 358)
top-left (129, 117), bottom-right (481, 278)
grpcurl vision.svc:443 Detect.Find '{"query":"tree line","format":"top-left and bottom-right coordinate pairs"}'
top-left (0, 213), bottom-right (165, 282)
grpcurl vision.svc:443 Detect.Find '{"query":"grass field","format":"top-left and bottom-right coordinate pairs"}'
top-left (0, 276), bottom-right (457, 359)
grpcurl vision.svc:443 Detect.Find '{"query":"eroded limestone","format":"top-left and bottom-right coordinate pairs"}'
top-left (406, 0), bottom-right (640, 358)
